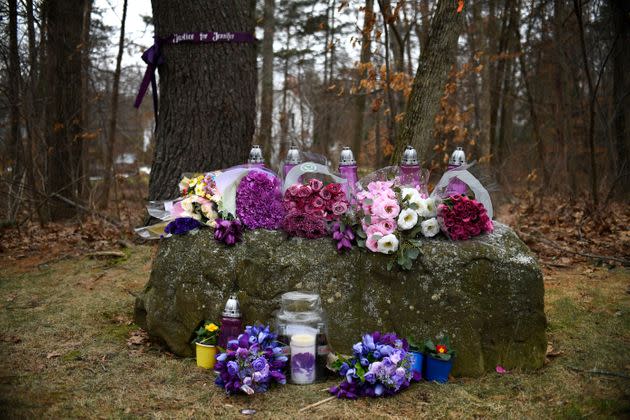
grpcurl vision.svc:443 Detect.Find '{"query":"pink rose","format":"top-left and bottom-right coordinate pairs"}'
top-left (372, 198), bottom-right (400, 220)
top-left (377, 219), bottom-right (396, 235)
top-left (332, 201), bottom-right (348, 216)
top-left (309, 178), bottom-right (324, 192)
top-left (311, 196), bottom-right (324, 208)
top-left (366, 234), bottom-right (380, 252)
top-left (288, 184), bottom-right (300, 197)
top-left (319, 189), bottom-right (332, 200)
top-left (365, 224), bottom-right (385, 237)
top-left (298, 185), bottom-right (312, 198)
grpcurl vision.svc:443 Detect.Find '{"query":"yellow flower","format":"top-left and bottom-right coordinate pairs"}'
top-left (195, 183), bottom-right (205, 197)
top-left (205, 323), bottom-right (218, 332)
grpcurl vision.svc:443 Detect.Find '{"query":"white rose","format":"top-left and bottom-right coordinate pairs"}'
top-left (417, 198), bottom-right (437, 218)
top-left (377, 234), bottom-right (399, 254)
top-left (181, 197), bottom-right (194, 213)
top-left (397, 208), bottom-right (418, 230)
top-left (401, 187), bottom-right (421, 203)
top-left (421, 217), bottom-right (440, 237)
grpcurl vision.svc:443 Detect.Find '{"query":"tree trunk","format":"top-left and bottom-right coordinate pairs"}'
top-left (79, 0), bottom-right (93, 199)
top-left (148, 1), bottom-right (256, 200)
top-left (8, 0), bottom-right (22, 220)
top-left (279, 24), bottom-right (291, 161)
top-left (573, 0), bottom-right (598, 206)
top-left (351, 0), bottom-right (374, 164)
top-left (259, 0), bottom-right (275, 163)
top-left (393, 0), bottom-right (462, 165)
top-left (43, 0), bottom-right (87, 220)
top-left (100, 0), bottom-right (127, 209)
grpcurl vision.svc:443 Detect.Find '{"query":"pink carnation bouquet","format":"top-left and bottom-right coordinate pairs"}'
top-left (282, 178), bottom-right (350, 239)
top-left (437, 194), bottom-right (493, 240)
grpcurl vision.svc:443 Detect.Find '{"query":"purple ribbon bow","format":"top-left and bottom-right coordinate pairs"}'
top-left (134, 31), bottom-right (256, 125)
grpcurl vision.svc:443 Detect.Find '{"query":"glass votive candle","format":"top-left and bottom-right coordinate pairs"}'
top-left (290, 334), bottom-right (316, 384)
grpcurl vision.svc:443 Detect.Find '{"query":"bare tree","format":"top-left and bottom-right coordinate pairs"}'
top-left (101, 0), bottom-right (128, 209)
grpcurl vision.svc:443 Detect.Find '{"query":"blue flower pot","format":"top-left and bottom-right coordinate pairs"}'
top-left (425, 355), bottom-right (453, 383)
top-left (410, 351), bottom-right (424, 378)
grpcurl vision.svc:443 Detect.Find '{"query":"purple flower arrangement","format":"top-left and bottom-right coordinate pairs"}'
top-left (236, 171), bottom-right (285, 230)
top-left (214, 324), bottom-right (288, 395)
top-left (282, 178), bottom-right (350, 239)
top-left (329, 332), bottom-right (419, 399)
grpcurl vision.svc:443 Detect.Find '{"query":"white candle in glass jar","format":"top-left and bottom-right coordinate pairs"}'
top-left (290, 334), bottom-right (316, 384)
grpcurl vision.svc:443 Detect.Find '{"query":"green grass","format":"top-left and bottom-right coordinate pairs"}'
top-left (0, 248), bottom-right (629, 418)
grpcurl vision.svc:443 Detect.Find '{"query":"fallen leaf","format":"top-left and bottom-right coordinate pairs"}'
top-left (46, 351), bottom-right (62, 359)
top-left (127, 329), bottom-right (149, 346)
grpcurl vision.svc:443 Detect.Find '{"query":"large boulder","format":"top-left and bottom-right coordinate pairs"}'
top-left (134, 223), bottom-right (546, 376)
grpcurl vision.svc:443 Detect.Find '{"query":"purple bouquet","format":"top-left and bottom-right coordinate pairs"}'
top-left (329, 332), bottom-right (418, 399)
top-left (236, 171), bottom-right (285, 230)
top-left (214, 324), bottom-right (288, 395)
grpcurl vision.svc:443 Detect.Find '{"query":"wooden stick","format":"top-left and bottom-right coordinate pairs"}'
top-left (567, 366), bottom-right (630, 380)
top-left (521, 229), bottom-right (630, 266)
top-left (298, 396), bottom-right (336, 413)
top-left (51, 192), bottom-right (122, 228)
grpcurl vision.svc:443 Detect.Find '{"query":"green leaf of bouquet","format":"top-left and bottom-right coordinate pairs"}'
top-left (364, 215), bottom-right (372, 225)
top-left (406, 247), bottom-right (420, 260)
top-left (356, 229), bottom-right (367, 239)
top-left (363, 198), bottom-right (373, 206)
top-left (408, 203), bottom-right (418, 210)
top-left (386, 260), bottom-right (394, 271)
top-left (357, 239), bottom-right (366, 248)
top-left (354, 362), bottom-right (366, 382)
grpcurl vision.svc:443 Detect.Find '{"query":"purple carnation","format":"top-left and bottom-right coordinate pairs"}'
top-left (164, 217), bottom-right (202, 235)
top-left (236, 171), bottom-right (285, 230)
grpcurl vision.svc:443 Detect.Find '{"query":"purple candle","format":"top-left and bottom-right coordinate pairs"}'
top-left (445, 147), bottom-right (468, 197)
top-left (399, 145), bottom-right (422, 189)
top-left (338, 147), bottom-right (359, 200)
top-left (218, 294), bottom-right (243, 349)
top-left (283, 145), bottom-right (302, 178)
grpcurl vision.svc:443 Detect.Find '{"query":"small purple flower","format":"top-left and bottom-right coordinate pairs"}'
top-left (236, 347), bottom-right (249, 359)
top-left (214, 218), bottom-right (244, 246)
top-left (332, 222), bottom-right (355, 252)
top-left (164, 217), bottom-right (202, 235)
top-left (252, 356), bottom-right (267, 372)
top-left (227, 361), bottom-right (239, 376)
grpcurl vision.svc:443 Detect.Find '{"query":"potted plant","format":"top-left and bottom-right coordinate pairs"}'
top-left (424, 336), bottom-right (455, 383)
top-left (193, 321), bottom-right (220, 369)
top-left (408, 338), bottom-right (424, 379)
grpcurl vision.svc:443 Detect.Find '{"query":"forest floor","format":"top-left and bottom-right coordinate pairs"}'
top-left (0, 179), bottom-right (629, 418)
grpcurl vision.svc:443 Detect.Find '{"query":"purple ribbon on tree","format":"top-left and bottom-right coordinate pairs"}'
top-left (134, 31), bottom-right (256, 124)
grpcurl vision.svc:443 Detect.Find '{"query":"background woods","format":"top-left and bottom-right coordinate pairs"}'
top-left (0, 0), bottom-right (628, 262)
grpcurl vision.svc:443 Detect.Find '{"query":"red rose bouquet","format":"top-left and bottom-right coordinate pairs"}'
top-left (437, 194), bottom-right (493, 241)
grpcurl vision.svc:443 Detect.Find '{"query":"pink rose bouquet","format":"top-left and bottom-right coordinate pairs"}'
top-left (437, 195), bottom-right (493, 240)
